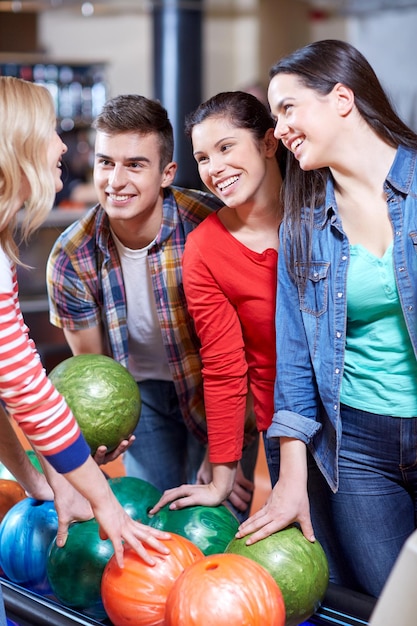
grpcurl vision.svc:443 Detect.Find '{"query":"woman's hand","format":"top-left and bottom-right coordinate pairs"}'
top-left (38, 456), bottom-right (95, 546)
top-left (236, 437), bottom-right (315, 544)
top-left (148, 482), bottom-right (229, 514)
top-left (23, 471), bottom-right (55, 501)
top-left (53, 482), bottom-right (95, 547)
top-left (149, 462), bottom-right (238, 515)
top-left (61, 456), bottom-right (170, 567)
top-left (196, 451), bottom-right (253, 513)
top-left (89, 488), bottom-right (171, 568)
top-left (236, 476), bottom-right (314, 544)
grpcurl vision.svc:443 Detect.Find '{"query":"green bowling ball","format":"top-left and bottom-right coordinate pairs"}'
top-left (49, 354), bottom-right (141, 456)
top-left (148, 504), bottom-right (239, 555)
top-left (108, 476), bottom-right (162, 523)
top-left (46, 518), bottom-right (113, 621)
top-left (226, 525), bottom-right (329, 626)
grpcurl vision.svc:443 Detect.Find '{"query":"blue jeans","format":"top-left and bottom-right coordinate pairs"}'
top-left (124, 380), bottom-right (206, 491)
top-left (264, 430), bottom-right (280, 486)
top-left (0, 587), bottom-right (6, 626)
top-left (308, 404), bottom-right (417, 598)
top-left (235, 432), bottom-right (260, 523)
top-left (123, 379), bottom-right (259, 522)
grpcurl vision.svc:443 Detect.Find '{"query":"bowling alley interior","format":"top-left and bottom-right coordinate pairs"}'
top-left (1, 1), bottom-right (417, 625)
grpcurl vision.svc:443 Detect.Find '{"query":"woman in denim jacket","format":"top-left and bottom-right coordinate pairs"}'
top-left (237, 39), bottom-right (417, 598)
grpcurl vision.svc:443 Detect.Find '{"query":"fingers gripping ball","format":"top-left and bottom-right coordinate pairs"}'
top-left (108, 476), bottom-right (162, 523)
top-left (49, 354), bottom-right (141, 455)
top-left (165, 553), bottom-right (286, 626)
top-left (101, 534), bottom-right (204, 626)
top-left (46, 477), bottom-right (163, 621)
top-left (226, 525), bottom-right (329, 626)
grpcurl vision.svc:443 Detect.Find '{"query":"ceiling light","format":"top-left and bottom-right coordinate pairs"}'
top-left (81, 1), bottom-right (94, 16)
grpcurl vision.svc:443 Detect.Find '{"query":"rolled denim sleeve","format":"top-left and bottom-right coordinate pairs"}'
top-left (268, 409), bottom-right (321, 443)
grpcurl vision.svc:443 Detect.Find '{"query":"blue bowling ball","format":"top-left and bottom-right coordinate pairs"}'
top-left (0, 498), bottom-right (58, 595)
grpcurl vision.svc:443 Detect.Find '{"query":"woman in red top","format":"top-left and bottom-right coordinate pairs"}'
top-left (151, 91), bottom-right (284, 514)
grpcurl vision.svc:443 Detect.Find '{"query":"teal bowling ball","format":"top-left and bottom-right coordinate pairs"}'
top-left (46, 518), bottom-right (114, 620)
top-left (226, 525), bottom-right (329, 626)
top-left (148, 504), bottom-right (239, 555)
top-left (0, 498), bottom-right (58, 595)
top-left (108, 476), bottom-right (162, 523)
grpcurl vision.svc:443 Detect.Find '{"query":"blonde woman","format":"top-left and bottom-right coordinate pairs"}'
top-left (0, 76), bottom-right (169, 574)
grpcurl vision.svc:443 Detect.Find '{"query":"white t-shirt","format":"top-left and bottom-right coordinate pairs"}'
top-left (111, 231), bottom-right (172, 382)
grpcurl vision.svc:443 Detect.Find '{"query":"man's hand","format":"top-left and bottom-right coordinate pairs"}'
top-left (93, 435), bottom-right (135, 465)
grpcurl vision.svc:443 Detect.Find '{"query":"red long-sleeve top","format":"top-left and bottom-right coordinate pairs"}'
top-left (182, 212), bottom-right (277, 463)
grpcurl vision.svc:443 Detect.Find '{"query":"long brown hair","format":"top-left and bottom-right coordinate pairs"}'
top-left (270, 39), bottom-right (417, 278)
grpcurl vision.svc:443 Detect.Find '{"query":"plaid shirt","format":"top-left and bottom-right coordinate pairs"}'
top-left (47, 186), bottom-right (222, 442)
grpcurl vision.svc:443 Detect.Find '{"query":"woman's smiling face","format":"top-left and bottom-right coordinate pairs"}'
top-left (191, 115), bottom-right (273, 208)
top-left (268, 73), bottom-right (339, 172)
top-left (48, 128), bottom-right (67, 194)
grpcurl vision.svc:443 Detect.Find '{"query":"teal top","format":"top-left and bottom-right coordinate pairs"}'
top-left (340, 242), bottom-right (417, 416)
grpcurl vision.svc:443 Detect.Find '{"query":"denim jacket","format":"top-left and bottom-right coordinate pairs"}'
top-left (268, 145), bottom-right (417, 492)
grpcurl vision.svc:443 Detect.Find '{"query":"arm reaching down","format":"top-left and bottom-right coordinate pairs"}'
top-left (236, 438), bottom-right (315, 544)
top-left (149, 462), bottom-right (238, 514)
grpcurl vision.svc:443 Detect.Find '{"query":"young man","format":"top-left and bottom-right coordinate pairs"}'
top-left (47, 95), bottom-right (258, 520)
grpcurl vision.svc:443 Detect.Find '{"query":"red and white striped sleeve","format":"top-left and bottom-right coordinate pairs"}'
top-left (0, 246), bottom-right (89, 470)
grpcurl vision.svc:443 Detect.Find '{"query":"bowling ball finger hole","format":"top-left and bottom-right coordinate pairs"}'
top-left (205, 564), bottom-right (219, 571)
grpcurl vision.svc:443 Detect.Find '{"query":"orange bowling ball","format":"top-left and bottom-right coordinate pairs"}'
top-left (101, 533), bottom-right (204, 626)
top-left (0, 479), bottom-right (26, 523)
top-left (165, 553), bottom-right (286, 626)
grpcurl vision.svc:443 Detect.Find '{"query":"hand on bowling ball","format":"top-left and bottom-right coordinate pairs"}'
top-left (93, 434), bottom-right (135, 465)
top-left (42, 457), bottom-right (171, 566)
top-left (24, 477), bottom-right (54, 501)
top-left (196, 455), bottom-right (253, 513)
top-left (236, 470), bottom-right (315, 546)
top-left (40, 460), bottom-right (95, 545)
top-left (149, 460), bottom-right (239, 514)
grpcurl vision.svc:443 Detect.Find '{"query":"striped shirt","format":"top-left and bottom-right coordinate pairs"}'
top-left (0, 246), bottom-right (90, 473)
top-left (47, 186), bottom-right (222, 443)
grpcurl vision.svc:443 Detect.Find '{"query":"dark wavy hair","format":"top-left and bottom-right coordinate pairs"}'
top-left (269, 39), bottom-right (417, 277)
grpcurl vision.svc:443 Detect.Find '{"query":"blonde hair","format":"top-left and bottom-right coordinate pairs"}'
top-left (0, 76), bottom-right (57, 262)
